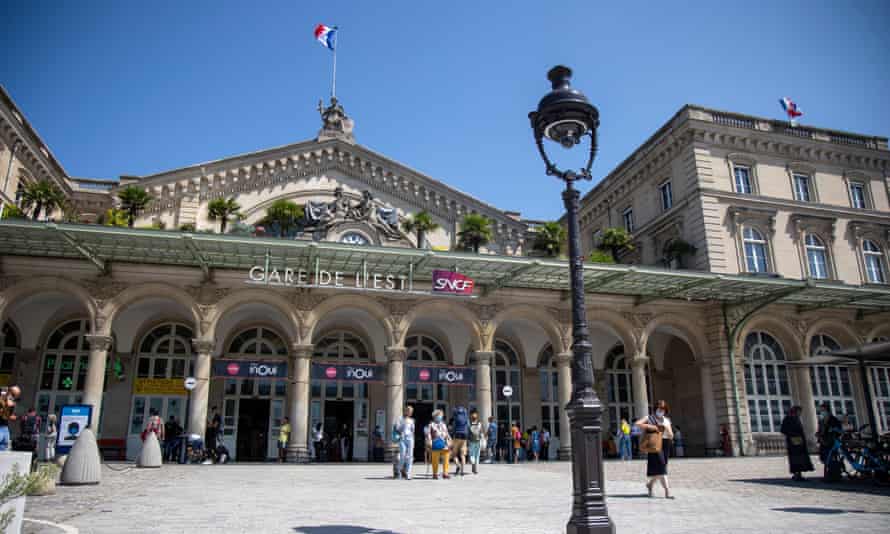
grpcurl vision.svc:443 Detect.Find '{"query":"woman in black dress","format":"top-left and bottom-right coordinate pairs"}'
top-left (636, 400), bottom-right (674, 499)
top-left (780, 405), bottom-right (814, 481)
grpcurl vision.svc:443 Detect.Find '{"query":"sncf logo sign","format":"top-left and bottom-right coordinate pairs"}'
top-left (432, 270), bottom-right (475, 295)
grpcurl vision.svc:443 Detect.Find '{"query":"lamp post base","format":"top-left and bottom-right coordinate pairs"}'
top-left (565, 394), bottom-right (615, 534)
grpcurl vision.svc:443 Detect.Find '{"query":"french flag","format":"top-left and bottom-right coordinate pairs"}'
top-left (314, 24), bottom-right (337, 51)
top-left (779, 97), bottom-right (803, 119)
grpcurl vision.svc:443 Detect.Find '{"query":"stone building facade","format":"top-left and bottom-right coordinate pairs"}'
top-left (1, 87), bottom-right (889, 461)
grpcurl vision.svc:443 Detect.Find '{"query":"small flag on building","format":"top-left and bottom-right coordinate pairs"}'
top-left (314, 24), bottom-right (337, 51)
top-left (779, 97), bottom-right (803, 127)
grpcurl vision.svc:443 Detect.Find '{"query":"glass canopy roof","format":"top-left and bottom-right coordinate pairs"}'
top-left (1, 220), bottom-right (889, 313)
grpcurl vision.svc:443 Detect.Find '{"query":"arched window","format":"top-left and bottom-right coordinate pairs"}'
top-left (1, 322), bottom-right (18, 376)
top-left (743, 227), bottom-right (769, 273)
top-left (809, 334), bottom-right (857, 426)
top-left (805, 234), bottom-right (829, 279)
top-left (863, 240), bottom-right (886, 284)
top-left (872, 335), bottom-right (890, 433)
top-left (606, 345), bottom-right (636, 434)
top-left (228, 326), bottom-right (288, 356)
top-left (129, 323), bottom-right (194, 443)
top-left (38, 319), bottom-right (108, 424)
top-left (538, 345), bottom-right (559, 440)
top-left (493, 339), bottom-right (521, 430)
top-left (744, 331), bottom-right (791, 433)
top-left (405, 334), bottom-right (449, 410)
top-left (311, 330), bottom-right (370, 401)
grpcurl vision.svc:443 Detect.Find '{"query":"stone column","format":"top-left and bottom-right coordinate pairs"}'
top-left (700, 362), bottom-right (719, 448)
top-left (384, 346), bottom-right (406, 462)
top-left (631, 353), bottom-right (650, 421)
top-left (288, 344), bottom-right (313, 462)
top-left (83, 335), bottom-right (112, 432)
top-left (793, 366), bottom-right (818, 448)
top-left (474, 351), bottom-right (494, 426)
top-left (555, 351), bottom-right (573, 459)
top-left (188, 340), bottom-right (214, 438)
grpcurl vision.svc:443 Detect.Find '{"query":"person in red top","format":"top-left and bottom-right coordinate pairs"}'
top-left (142, 408), bottom-right (165, 443)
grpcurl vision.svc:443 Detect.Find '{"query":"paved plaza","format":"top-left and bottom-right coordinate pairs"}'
top-left (21, 456), bottom-right (890, 534)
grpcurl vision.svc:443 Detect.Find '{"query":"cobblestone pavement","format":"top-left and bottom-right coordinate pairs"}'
top-left (22, 456), bottom-right (890, 534)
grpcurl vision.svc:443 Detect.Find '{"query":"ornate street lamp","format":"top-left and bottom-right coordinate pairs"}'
top-left (529, 66), bottom-right (614, 534)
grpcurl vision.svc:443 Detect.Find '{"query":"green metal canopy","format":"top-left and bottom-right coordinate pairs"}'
top-left (1, 220), bottom-right (889, 313)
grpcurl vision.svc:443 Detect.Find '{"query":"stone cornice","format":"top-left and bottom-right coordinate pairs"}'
top-left (701, 188), bottom-right (890, 223)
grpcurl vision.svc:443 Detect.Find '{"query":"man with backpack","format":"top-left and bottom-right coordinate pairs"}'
top-left (450, 405), bottom-right (469, 476)
top-left (467, 409), bottom-right (484, 474)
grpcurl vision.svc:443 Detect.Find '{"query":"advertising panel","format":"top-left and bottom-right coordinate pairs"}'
top-left (57, 404), bottom-right (93, 454)
top-left (212, 360), bottom-right (288, 379)
top-left (133, 378), bottom-right (187, 396)
top-left (406, 365), bottom-right (476, 386)
top-left (431, 270), bottom-right (475, 295)
top-left (310, 363), bottom-right (385, 383)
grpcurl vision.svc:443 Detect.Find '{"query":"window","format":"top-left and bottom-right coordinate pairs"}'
top-left (863, 240), bottom-right (886, 284)
top-left (136, 323), bottom-right (194, 380)
top-left (849, 182), bottom-right (868, 209)
top-left (871, 365), bottom-right (890, 434)
top-left (743, 227), bottom-right (769, 273)
top-left (227, 326), bottom-right (288, 356)
top-left (1, 322), bottom-right (18, 375)
top-left (793, 174), bottom-right (811, 202)
top-left (809, 334), bottom-right (857, 427)
top-left (405, 334), bottom-right (449, 408)
top-left (805, 234), bottom-right (829, 279)
top-left (538, 346), bottom-right (560, 441)
top-left (659, 181), bottom-right (673, 211)
top-left (493, 340), bottom-right (521, 432)
top-left (622, 208), bottom-right (634, 233)
top-left (744, 332), bottom-right (792, 433)
top-left (312, 331), bottom-right (370, 401)
top-left (340, 232), bottom-right (370, 246)
top-left (605, 345), bottom-right (638, 434)
top-left (734, 166), bottom-right (752, 194)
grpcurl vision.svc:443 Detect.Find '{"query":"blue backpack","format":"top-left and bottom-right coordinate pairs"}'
top-left (452, 407), bottom-right (469, 435)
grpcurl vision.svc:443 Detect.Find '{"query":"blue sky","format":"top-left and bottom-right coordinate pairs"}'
top-left (2, 1), bottom-right (889, 220)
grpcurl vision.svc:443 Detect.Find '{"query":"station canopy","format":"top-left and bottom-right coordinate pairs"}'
top-left (1, 220), bottom-right (889, 314)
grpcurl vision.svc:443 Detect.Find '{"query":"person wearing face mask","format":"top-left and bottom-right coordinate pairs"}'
top-left (427, 409), bottom-right (452, 479)
top-left (467, 409), bottom-right (484, 474)
top-left (636, 400), bottom-right (674, 499)
top-left (816, 402), bottom-right (842, 466)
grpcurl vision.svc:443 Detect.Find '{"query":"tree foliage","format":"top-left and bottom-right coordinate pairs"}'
top-left (207, 197), bottom-right (242, 233)
top-left (103, 208), bottom-right (129, 227)
top-left (531, 221), bottom-right (567, 257)
top-left (457, 214), bottom-right (493, 253)
top-left (599, 227), bottom-right (635, 262)
top-left (401, 211), bottom-right (440, 249)
top-left (117, 186), bottom-right (153, 228)
top-left (259, 199), bottom-right (304, 238)
top-left (20, 180), bottom-right (65, 221)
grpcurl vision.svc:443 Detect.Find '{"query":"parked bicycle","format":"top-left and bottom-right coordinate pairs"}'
top-left (823, 424), bottom-right (890, 484)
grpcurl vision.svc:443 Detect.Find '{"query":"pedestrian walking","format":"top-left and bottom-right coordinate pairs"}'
top-left (636, 400), bottom-right (674, 499)
top-left (312, 422), bottom-right (325, 462)
top-left (486, 417), bottom-right (498, 463)
top-left (467, 409), bottom-right (484, 474)
top-left (395, 405), bottom-right (416, 479)
top-left (817, 402), bottom-right (843, 480)
top-left (206, 406), bottom-right (221, 462)
top-left (423, 422), bottom-right (432, 475)
top-left (16, 407), bottom-right (40, 470)
top-left (530, 426), bottom-right (540, 462)
top-left (142, 407), bottom-right (165, 443)
top-left (511, 422), bottom-right (521, 463)
top-left (780, 405), bottom-right (814, 481)
top-left (451, 405), bottom-right (469, 476)
top-left (673, 425), bottom-right (685, 458)
top-left (630, 420), bottom-right (641, 458)
top-left (164, 416), bottom-right (183, 461)
top-left (278, 416), bottom-right (291, 462)
top-left (618, 418), bottom-right (632, 461)
top-left (44, 413), bottom-right (57, 461)
top-left (541, 426), bottom-right (551, 461)
top-left (427, 409), bottom-right (452, 479)
top-left (0, 385), bottom-right (21, 452)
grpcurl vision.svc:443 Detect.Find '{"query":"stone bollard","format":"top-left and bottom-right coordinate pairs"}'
top-left (137, 432), bottom-right (163, 468)
top-left (60, 428), bottom-right (101, 485)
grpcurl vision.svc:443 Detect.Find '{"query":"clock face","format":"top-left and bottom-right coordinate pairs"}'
top-left (340, 232), bottom-right (370, 246)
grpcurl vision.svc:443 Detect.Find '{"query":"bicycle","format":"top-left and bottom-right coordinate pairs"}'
top-left (824, 424), bottom-right (890, 484)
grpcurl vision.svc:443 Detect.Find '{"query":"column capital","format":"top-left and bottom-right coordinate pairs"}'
top-left (192, 338), bottom-right (214, 354)
top-left (555, 351), bottom-right (573, 366)
top-left (85, 335), bottom-right (113, 352)
top-left (291, 343), bottom-right (314, 359)
top-left (385, 346), bottom-right (407, 361)
top-left (630, 355), bottom-right (650, 368)
top-left (473, 351), bottom-right (495, 365)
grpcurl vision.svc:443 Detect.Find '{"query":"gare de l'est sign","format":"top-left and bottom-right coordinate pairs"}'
top-left (248, 264), bottom-right (475, 296)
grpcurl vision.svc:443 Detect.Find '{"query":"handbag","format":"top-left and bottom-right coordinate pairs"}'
top-left (790, 436), bottom-right (803, 446)
top-left (639, 430), bottom-right (663, 453)
top-left (432, 437), bottom-right (446, 451)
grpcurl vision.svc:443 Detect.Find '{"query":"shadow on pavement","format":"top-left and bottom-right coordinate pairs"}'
top-left (732, 477), bottom-right (890, 496)
top-left (772, 506), bottom-right (890, 516)
top-left (294, 526), bottom-right (403, 534)
top-left (607, 493), bottom-right (651, 499)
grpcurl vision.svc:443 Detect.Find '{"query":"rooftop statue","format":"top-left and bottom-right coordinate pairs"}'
top-left (317, 97), bottom-right (355, 143)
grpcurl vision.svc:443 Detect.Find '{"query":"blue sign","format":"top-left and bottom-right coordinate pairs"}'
top-left (57, 404), bottom-right (93, 454)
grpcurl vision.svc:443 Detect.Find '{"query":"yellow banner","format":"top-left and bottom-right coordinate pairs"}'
top-left (133, 378), bottom-right (186, 396)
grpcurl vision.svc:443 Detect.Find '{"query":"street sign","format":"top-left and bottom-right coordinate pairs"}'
top-left (502, 385), bottom-right (513, 397)
top-left (184, 377), bottom-right (197, 390)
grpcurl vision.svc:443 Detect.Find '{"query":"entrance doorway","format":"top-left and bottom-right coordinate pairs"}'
top-left (324, 400), bottom-right (354, 461)
top-left (412, 403), bottom-right (434, 460)
top-left (236, 399), bottom-right (270, 461)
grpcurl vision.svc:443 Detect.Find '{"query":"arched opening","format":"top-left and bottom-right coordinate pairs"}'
top-left (492, 339), bottom-right (522, 436)
top-left (404, 333), bottom-right (449, 460)
top-left (125, 322), bottom-right (194, 459)
top-left (605, 345), bottom-right (636, 436)
top-left (218, 325), bottom-right (290, 462)
top-left (809, 333), bottom-right (857, 427)
top-left (538, 345), bottom-right (559, 455)
top-left (744, 331), bottom-right (792, 434)
top-left (311, 330), bottom-right (372, 462)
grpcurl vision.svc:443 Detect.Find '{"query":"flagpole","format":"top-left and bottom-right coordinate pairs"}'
top-left (331, 29), bottom-right (338, 99)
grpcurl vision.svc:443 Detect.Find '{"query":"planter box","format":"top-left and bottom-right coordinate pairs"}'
top-left (0, 452), bottom-right (32, 534)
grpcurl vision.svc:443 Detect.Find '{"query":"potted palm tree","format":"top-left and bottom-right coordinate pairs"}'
top-left (117, 186), bottom-right (154, 228)
top-left (600, 227), bottom-right (635, 263)
top-left (531, 221), bottom-right (567, 257)
top-left (663, 239), bottom-right (697, 269)
top-left (457, 214), bottom-right (493, 253)
top-left (401, 211), bottom-right (440, 249)
top-left (21, 180), bottom-right (65, 221)
top-left (258, 199), bottom-right (303, 238)
top-left (207, 197), bottom-right (242, 233)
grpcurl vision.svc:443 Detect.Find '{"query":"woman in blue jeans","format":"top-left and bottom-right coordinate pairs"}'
top-left (395, 406), bottom-right (415, 479)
